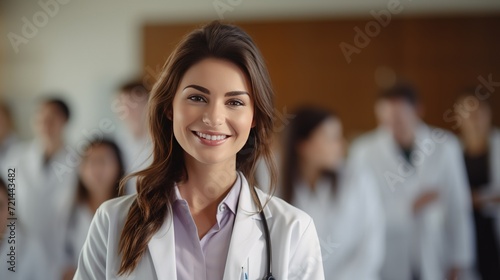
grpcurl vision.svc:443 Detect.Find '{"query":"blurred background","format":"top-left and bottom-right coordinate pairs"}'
top-left (1, 0), bottom-right (499, 141)
top-left (1, 1), bottom-right (500, 280)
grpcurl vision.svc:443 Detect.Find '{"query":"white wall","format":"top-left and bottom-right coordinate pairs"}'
top-left (1, 0), bottom-right (500, 143)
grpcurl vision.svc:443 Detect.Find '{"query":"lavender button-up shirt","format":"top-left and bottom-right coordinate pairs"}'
top-left (173, 172), bottom-right (242, 280)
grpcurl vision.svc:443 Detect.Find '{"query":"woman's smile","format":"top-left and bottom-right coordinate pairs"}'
top-left (192, 130), bottom-right (231, 146)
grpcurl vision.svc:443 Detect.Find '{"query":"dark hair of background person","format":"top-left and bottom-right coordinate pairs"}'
top-left (42, 97), bottom-right (71, 121)
top-left (378, 83), bottom-right (419, 107)
top-left (0, 100), bottom-right (14, 131)
top-left (0, 177), bottom-right (6, 197)
top-left (281, 106), bottom-right (338, 204)
top-left (75, 138), bottom-right (125, 204)
top-left (456, 86), bottom-right (493, 109)
top-left (118, 80), bottom-right (149, 95)
top-left (117, 20), bottom-right (278, 275)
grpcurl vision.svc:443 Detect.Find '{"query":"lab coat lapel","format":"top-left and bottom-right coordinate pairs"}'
top-left (490, 129), bottom-right (500, 246)
top-left (222, 173), bottom-right (268, 280)
top-left (147, 211), bottom-right (177, 280)
top-left (490, 129), bottom-right (500, 187)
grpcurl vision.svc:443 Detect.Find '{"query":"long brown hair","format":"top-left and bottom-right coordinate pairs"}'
top-left (118, 21), bottom-right (277, 275)
top-left (281, 106), bottom-right (338, 203)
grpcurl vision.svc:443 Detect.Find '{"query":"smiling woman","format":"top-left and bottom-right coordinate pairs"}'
top-left (73, 21), bottom-right (324, 280)
top-left (173, 58), bottom-right (254, 163)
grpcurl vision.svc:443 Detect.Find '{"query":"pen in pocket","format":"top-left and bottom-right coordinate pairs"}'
top-left (241, 266), bottom-right (249, 280)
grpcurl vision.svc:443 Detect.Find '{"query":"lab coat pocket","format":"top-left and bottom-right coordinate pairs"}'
top-left (240, 257), bottom-right (251, 280)
top-left (242, 255), bottom-right (266, 280)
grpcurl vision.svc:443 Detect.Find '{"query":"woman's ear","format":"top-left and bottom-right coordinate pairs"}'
top-left (251, 118), bottom-right (256, 128)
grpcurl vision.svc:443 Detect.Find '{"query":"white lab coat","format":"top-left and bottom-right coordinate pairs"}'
top-left (0, 133), bottom-right (18, 179)
top-left (115, 128), bottom-right (153, 195)
top-left (349, 124), bottom-right (474, 280)
top-left (74, 172), bottom-right (325, 280)
top-left (65, 204), bottom-right (94, 268)
top-left (8, 141), bottom-right (78, 280)
top-left (291, 165), bottom-right (385, 280)
top-left (0, 224), bottom-right (48, 280)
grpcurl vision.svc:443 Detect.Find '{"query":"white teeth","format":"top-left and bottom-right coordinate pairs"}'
top-left (195, 132), bottom-right (227, 141)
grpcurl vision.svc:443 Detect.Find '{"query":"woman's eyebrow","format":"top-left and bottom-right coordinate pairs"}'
top-left (184, 84), bottom-right (209, 94)
top-left (184, 84), bottom-right (249, 97)
top-left (225, 91), bottom-right (249, 97)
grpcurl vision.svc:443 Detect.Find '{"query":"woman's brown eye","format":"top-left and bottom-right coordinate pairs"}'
top-left (228, 100), bottom-right (244, 106)
top-left (188, 95), bottom-right (206, 102)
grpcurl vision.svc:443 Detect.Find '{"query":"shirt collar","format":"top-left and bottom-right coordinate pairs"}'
top-left (173, 171), bottom-right (242, 215)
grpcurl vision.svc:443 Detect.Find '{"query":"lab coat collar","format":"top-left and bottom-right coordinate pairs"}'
top-left (376, 122), bottom-right (430, 159)
top-left (490, 128), bottom-right (500, 186)
top-left (147, 171), bottom-right (272, 280)
top-left (147, 206), bottom-right (177, 279)
top-left (223, 171), bottom-right (272, 279)
top-left (236, 171), bottom-right (272, 220)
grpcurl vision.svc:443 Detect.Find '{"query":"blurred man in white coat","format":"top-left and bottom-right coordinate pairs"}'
top-left (112, 81), bottom-right (152, 194)
top-left (349, 84), bottom-right (474, 280)
top-left (7, 98), bottom-right (77, 280)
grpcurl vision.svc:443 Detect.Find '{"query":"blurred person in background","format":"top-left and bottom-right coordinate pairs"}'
top-left (0, 176), bottom-right (48, 279)
top-left (0, 101), bottom-right (18, 176)
top-left (280, 106), bottom-right (385, 279)
top-left (62, 139), bottom-right (124, 280)
top-left (349, 84), bottom-right (474, 280)
top-left (7, 98), bottom-right (77, 280)
top-left (456, 91), bottom-right (500, 280)
top-left (113, 80), bottom-right (152, 194)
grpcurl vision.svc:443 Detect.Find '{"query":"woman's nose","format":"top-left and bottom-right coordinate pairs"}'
top-left (202, 104), bottom-right (224, 127)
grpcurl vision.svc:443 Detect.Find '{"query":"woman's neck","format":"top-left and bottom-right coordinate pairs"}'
top-left (178, 154), bottom-right (238, 239)
top-left (299, 162), bottom-right (321, 191)
top-left (463, 130), bottom-right (489, 156)
top-left (87, 189), bottom-right (114, 213)
top-left (42, 138), bottom-right (63, 161)
top-left (178, 154), bottom-right (237, 213)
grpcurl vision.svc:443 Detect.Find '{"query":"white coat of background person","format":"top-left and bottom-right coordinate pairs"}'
top-left (0, 177), bottom-right (48, 280)
top-left (456, 92), bottom-right (500, 280)
top-left (112, 81), bottom-right (153, 195)
top-left (0, 101), bottom-right (18, 177)
top-left (7, 99), bottom-right (78, 280)
top-left (348, 84), bottom-right (474, 280)
top-left (74, 21), bottom-right (324, 280)
top-left (279, 107), bottom-right (385, 280)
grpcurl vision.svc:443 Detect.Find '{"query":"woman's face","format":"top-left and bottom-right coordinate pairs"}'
top-left (34, 103), bottom-right (66, 142)
top-left (298, 117), bottom-right (344, 171)
top-left (459, 97), bottom-right (492, 135)
top-left (172, 58), bottom-right (254, 165)
top-left (80, 144), bottom-right (120, 195)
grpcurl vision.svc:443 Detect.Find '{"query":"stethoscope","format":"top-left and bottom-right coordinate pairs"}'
top-left (249, 182), bottom-right (276, 280)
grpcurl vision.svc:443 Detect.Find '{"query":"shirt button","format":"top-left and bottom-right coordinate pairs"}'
top-left (218, 204), bottom-right (227, 212)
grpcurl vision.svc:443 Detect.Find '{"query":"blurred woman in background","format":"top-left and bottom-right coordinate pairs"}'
top-left (457, 92), bottom-right (500, 280)
top-left (62, 139), bottom-right (124, 280)
top-left (281, 106), bottom-right (385, 280)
